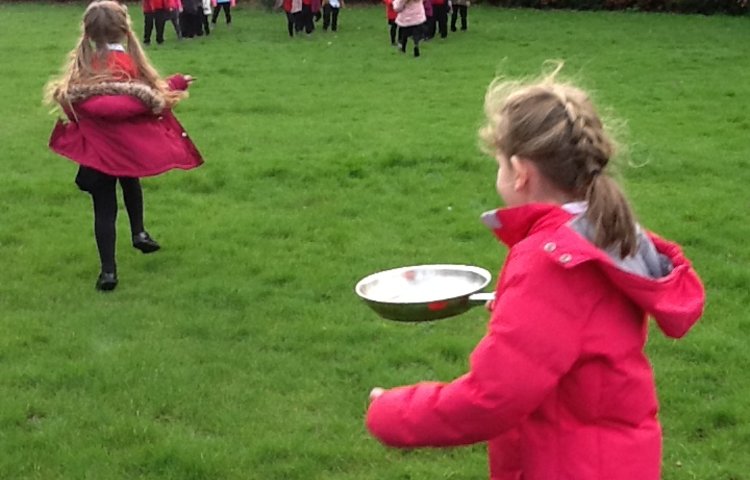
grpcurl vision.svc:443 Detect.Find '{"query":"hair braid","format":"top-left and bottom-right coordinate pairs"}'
top-left (558, 92), bottom-right (637, 257)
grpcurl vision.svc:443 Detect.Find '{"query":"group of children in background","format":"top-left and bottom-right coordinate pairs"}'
top-left (141, 0), bottom-right (234, 44)
top-left (143, 0), bottom-right (466, 56)
top-left (275, 0), bottom-right (343, 37)
top-left (385, 0), bottom-right (470, 57)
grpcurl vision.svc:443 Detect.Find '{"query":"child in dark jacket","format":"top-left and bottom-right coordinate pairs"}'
top-left (180, 0), bottom-right (202, 38)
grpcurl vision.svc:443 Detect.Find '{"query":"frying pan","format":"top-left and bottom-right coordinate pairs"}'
top-left (355, 264), bottom-right (495, 322)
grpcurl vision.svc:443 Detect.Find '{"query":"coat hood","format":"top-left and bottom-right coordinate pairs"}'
top-left (482, 203), bottom-right (705, 339)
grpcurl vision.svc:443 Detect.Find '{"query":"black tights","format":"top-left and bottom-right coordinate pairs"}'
top-left (89, 177), bottom-right (145, 273)
top-left (212, 3), bottom-right (232, 24)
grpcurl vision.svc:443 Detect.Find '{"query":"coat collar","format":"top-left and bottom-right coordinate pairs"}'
top-left (481, 203), bottom-right (575, 247)
top-left (65, 81), bottom-right (166, 113)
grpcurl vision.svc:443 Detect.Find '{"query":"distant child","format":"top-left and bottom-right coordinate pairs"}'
top-left (180, 0), bottom-right (202, 38)
top-left (383, 0), bottom-right (398, 46)
top-left (312, 0), bottom-right (322, 24)
top-left (274, 0), bottom-right (302, 37)
top-left (45, 0), bottom-right (203, 291)
top-left (393, 0), bottom-right (426, 57)
top-left (322, 0), bottom-right (343, 32)
top-left (422, 0), bottom-right (433, 40)
top-left (142, 0), bottom-right (167, 45)
top-left (431, 0), bottom-right (448, 38)
top-left (201, 0), bottom-right (212, 35)
top-left (366, 65), bottom-right (705, 480)
top-left (166, 0), bottom-right (182, 39)
top-left (450, 0), bottom-right (469, 31)
top-left (211, 0), bottom-right (234, 27)
top-left (300, 0), bottom-right (315, 34)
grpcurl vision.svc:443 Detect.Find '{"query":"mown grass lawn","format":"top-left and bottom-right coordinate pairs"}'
top-left (0, 2), bottom-right (749, 479)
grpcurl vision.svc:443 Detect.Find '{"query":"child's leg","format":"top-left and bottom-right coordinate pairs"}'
top-left (302, 4), bottom-right (313, 33)
top-left (331, 7), bottom-right (339, 31)
top-left (203, 14), bottom-right (210, 34)
top-left (223, 4), bottom-right (232, 24)
top-left (399, 26), bottom-right (409, 52)
top-left (322, 4), bottom-right (331, 30)
top-left (286, 12), bottom-right (295, 36)
top-left (195, 12), bottom-right (205, 36)
top-left (412, 28), bottom-right (420, 57)
top-left (155, 9), bottom-right (167, 44)
top-left (460, 5), bottom-right (467, 29)
top-left (119, 177), bottom-right (144, 236)
top-left (389, 21), bottom-right (397, 45)
top-left (451, 6), bottom-right (458, 31)
top-left (90, 180), bottom-right (118, 275)
top-left (180, 12), bottom-right (191, 37)
top-left (212, 6), bottom-right (221, 23)
top-left (437, 4), bottom-right (448, 37)
top-left (120, 177), bottom-right (160, 253)
top-left (169, 10), bottom-right (182, 38)
top-left (294, 11), bottom-right (303, 32)
top-left (144, 12), bottom-right (155, 44)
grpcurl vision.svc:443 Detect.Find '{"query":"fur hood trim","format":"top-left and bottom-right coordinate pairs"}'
top-left (66, 82), bottom-right (166, 113)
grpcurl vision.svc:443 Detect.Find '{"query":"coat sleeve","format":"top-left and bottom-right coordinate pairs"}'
top-left (366, 251), bottom-right (586, 447)
top-left (74, 95), bottom-right (151, 120)
top-left (167, 74), bottom-right (190, 92)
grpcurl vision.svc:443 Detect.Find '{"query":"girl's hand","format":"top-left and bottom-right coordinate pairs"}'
top-left (184, 75), bottom-right (196, 85)
top-left (485, 299), bottom-right (495, 311)
top-left (369, 387), bottom-right (385, 402)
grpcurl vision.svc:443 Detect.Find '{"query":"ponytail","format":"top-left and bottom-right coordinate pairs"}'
top-left (585, 174), bottom-right (637, 258)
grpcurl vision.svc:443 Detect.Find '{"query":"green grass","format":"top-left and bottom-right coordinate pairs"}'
top-left (1, 3), bottom-right (749, 479)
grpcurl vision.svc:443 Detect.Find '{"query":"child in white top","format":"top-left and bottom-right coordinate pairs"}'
top-left (323, 0), bottom-right (343, 32)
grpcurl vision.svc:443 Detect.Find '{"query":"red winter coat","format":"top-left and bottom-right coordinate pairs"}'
top-left (48, 74), bottom-right (203, 178)
top-left (367, 203), bottom-right (705, 480)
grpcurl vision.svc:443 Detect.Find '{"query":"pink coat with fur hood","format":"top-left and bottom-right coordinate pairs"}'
top-left (367, 203), bottom-right (705, 480)
top-left (49, 75), bottom-right (203, 178)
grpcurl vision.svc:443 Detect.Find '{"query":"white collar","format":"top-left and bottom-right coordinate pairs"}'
top-left (562, 201), bottom-right (588, 215)
top-left (107, 43), bottom-right (126, 52)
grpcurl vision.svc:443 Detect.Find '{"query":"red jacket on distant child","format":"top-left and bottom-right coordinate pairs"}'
top-left (384, 0), bottom-right (397, 21)
top-left (49, 51), bottom-right (202, 178)
top-left (142, 0), bottom-right (167, 12)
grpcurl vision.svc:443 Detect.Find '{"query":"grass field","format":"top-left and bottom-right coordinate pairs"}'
top-left (1, 2), bottom-right (749, 479)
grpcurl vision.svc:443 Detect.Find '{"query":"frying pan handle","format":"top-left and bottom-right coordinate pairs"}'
top-left (468, 292), bottom-right (495, 306)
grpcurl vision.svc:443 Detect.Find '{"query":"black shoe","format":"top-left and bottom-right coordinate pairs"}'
top-left (133, 231), bottom-right (161, 253)
top-left (96, 272), bottom-right (118, 291)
